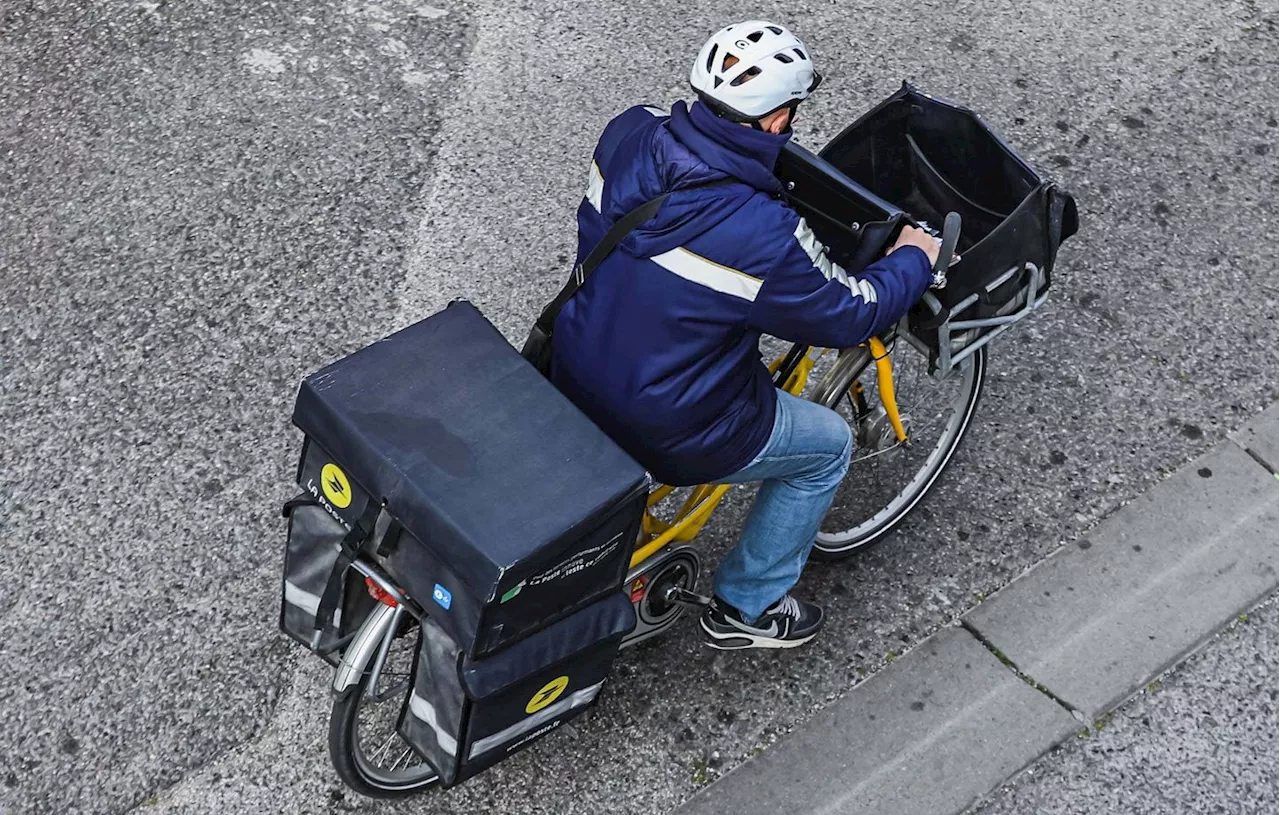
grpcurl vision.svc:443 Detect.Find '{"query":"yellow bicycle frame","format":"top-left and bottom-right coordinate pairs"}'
top-left (630, 337), bottom-right (905, 569)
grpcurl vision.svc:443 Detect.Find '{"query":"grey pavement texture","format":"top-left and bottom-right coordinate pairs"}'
top-left (675, 625), bottom-right (1080, 815)
top-left (0, 1), bottom-right (467, 812)
top-left (1, 1), bottom-right (1276, 815)
top-left (971, 595), bottom-right (1280, 815)
top-left (965, 412), bottom-right (1280, 719)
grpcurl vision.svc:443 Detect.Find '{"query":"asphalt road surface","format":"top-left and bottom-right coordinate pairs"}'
top-left (1, 0), bottom-right (1275, 813)
top-left (1, 0), bottom-right (467, 810)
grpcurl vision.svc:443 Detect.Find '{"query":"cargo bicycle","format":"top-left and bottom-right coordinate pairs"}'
top-left (322, 302), bottom-right (981, 796)
top-left (278, 84), bottom-right (1076, 798)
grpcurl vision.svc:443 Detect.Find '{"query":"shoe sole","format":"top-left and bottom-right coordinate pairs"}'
top-left (699, 617), bottom-right (819, 650)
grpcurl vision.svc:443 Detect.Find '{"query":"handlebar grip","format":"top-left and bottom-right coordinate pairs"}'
top-left (931, 211), bottom-right (962, 288)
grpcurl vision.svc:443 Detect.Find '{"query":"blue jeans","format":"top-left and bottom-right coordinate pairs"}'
top-left (713, 390), bottom-right (853, 622)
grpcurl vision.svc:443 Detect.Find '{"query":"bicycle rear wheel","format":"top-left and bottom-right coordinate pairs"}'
top-left (802, 337), bottom-right (986, 559)
top-left (329, 612), bottom-right (440, 798)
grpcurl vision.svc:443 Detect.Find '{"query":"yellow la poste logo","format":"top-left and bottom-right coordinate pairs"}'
top-left (320, 462), bottom-right (352, 509)
top-left (526, 676), bottom-right (569, 714)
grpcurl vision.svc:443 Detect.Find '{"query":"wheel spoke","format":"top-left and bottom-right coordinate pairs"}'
top-left (371, 732), bottom-right (396, 765)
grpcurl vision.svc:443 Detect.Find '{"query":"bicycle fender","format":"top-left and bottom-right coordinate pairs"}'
top-left (332, 602), bottom-right (398, 698)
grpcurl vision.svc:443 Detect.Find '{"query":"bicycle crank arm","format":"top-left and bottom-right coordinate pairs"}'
top-left (663, 585), bottom-right (713, 609)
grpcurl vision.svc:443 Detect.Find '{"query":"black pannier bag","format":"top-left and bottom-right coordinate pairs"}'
top-left (279, 484), bottom-right (393, 664)
top-left (777, 83), bottom-right (1078, 371)
top-left (399, 592), bottom-right (634, 787)
top-left (290, 300), bottom-right (648, 659)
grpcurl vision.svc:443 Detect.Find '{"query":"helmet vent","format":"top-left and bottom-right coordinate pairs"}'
top-left (766, 25), bottom-right (783, 34)
top-left (793, 47), bottom-right (807, 60)
top-left (774, 53), bottom-right (793, 63)
top-left (713, 76), bottom-right (724, 88)
top-left (746, 30), bottom-right (763, 42)
top-left (729, 66), bottom-right (762, 86)
top-left (706, 44), bottom-right (719, 73)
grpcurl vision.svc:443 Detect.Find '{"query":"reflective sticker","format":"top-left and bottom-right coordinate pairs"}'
top-left (320, 462), bottom-right (353, 509)
top-left (500, 583), bottom-right (523, 604)
top-left (283, 580), bottom-right (322, 616)
top-left (407, 691), bottom-right (459, 757)
top-left (650, 247), bottom-right (763, 302)
top-left (432, 584), bottom-right (453, 610)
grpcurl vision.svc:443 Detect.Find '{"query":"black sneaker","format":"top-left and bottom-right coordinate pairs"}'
top-left (699, 594), bottom-right (824, 650)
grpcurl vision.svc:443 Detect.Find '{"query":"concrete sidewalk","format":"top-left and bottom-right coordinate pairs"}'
top-left (674, 405), bottom-right (1278, 815)
top-left (971, 595), bottom-right (1278, 815)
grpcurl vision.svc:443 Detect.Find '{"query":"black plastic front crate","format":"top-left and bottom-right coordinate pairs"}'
top-left (777, 82), bottom-right (1078, 372)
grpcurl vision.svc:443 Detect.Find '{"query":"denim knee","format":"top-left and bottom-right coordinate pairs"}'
top-left (796, 409), bottom-right (853, 489)
top-left (826, 418), bottom-right (854, 481)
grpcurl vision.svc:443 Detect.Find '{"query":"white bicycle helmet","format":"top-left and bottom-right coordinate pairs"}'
top-left (689, 21), bottom-right (822, 123)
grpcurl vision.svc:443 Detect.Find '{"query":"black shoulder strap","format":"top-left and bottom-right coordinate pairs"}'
top-left (533, 192), bottom-right (669, 333)
top-left (534, 177), bottom-right (739, 333)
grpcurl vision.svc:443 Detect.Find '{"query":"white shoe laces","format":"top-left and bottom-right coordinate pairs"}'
top-left (769, 594), bottom-right (802, 620)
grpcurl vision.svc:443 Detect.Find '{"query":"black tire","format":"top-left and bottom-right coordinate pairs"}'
top-left (328, 622), bottom-right (439, 798)
top-left (809, 344), bottom-right (986, 560)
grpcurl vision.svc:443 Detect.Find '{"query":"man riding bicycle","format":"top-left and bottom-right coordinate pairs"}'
top-left (550, 21), bottom-right (942, 650)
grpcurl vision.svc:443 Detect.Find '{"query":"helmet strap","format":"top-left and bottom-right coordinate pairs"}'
top-left (697, 93), bottom-right (793, 132)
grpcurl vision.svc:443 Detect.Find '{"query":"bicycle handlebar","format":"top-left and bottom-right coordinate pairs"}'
top-left (931, 211), bottom-right (962, 289)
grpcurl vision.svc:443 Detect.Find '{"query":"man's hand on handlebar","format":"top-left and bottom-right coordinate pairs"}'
top-left (888, 225), bottom-right (941, 266)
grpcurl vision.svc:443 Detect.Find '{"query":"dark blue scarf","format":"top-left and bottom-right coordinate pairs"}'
top-left (667, 100), bottom-right (790, 195)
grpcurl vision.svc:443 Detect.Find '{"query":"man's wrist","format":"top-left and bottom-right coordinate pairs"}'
top-left (892, 244), bottom-right (932, 269)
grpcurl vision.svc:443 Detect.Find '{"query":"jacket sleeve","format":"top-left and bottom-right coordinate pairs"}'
top-left (745, 212), bottom-right (934, 348)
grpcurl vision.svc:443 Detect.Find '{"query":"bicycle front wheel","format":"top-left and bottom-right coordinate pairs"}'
top-left (804, 339), bottom-right (986, 559)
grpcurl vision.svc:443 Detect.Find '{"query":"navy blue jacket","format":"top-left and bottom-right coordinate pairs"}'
top-left (550, 101), bottom-right (932, 486)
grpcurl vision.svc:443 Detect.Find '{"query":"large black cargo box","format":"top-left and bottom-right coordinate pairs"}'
top-left (291, 301), bottom-right (648, 657)
top-left (815, 83), bottom-right (1077, 313)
